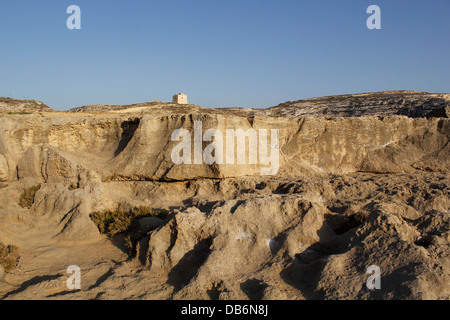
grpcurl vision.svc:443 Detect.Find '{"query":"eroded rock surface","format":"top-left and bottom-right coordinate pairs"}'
top-left (0, 91), bottom-right (448, 300)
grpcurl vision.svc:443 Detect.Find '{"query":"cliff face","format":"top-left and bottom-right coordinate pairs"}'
top-left (0, 91), bottom-right (449, 300)
top-left (265, 91), bottom-right (450, 118)
top-left (0, 104), bottom-right (448, 184)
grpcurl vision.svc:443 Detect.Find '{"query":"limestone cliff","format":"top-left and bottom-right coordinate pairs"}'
top-left (0, 92), bottom-right (448, 184)
top-left (0, 91), bottom-right (448, 300)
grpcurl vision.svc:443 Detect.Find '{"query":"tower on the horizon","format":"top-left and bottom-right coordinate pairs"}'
top-left (173, 93), bottom-right (188, 104)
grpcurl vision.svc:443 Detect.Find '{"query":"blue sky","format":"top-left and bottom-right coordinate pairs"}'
top-left (0, 0), bottom-right (449, 110)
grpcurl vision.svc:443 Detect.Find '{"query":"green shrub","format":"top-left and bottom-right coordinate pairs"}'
top-left (0, 242), bottom-right (20, 272)
top-left (89, 206), bottom-right (167, 237)
top-left (7, 111), bottom-right (32, 115)
top-left (19, 184), bottom-right (41, 208)
top-left (68, 182), bottom-right (78, 191)
top-left (90, 206), bottom-right (167, 256)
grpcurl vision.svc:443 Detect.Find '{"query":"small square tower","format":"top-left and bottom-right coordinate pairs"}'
top-left (173, 93), bottom-right (188, 104)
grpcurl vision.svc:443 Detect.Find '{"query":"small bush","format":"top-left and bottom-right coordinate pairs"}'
top-left (0, 242), bottom-right (20, 272)
top-left (90, 206), bottom-right (167, 256)
top-left (19, 184), bottom-right (41, 208)
top-left (7, 111), bottom-right (32, 115)
top-left (68, 182), bottom-right (78, 191)
top-left (89, 206), bottom-right (167, 237)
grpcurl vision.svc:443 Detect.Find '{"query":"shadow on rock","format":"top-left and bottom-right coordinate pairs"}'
top-left (167, 237), bottom-right (213, 292)
top-left (240, 278), bottom-right (268, 300)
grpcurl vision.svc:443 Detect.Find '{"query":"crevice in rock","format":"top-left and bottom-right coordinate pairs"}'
top-left (167, 237), bottom-right (213, 292)
top-left (326, 212), bottom-right (368, 235)
top-left (414, 236), bottom-right (433, 249)
top-left (114, 118), bottom-right (140, 157)
top-left (88, 267), bottom-right (116, 290)
top-left (240, 278), bottom-right (268, 300)
top-left (230, 200), bottom-right (245, 214)
top-left (1, 274), bottom-right (62, 299)
top-left (206, 280), bottom-right (227, 300)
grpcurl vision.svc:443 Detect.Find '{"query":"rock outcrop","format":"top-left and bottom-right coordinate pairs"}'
top-left (0, 91), bottom-right (448, 300)
top-left (0, 107), bottom-right (448, 183)
top-left (265, 91), bottom-right (450, 118)
top-left (0, 98), bottom-right (53, 113)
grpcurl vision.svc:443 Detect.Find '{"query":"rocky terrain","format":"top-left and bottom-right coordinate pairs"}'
top-left (265, 91), bottom-right (450, 118)
top-left (0, 91), bottom-right (448, 300)
top-left (0, 97), bottom-right (53, 113)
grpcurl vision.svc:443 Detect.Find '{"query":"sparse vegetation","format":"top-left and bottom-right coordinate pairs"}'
top-left (0, 97), bottom-right (21, 103)
top-left (90, 206), bottom-right (167, 237)
top-left (0, 242), bottom-right (20, 272)
top-left (19, 184), bottom-right (41, 208)
top-left (90, 206), bottom-right (168, 256)
top-left (0, 97), bottom-right (52, 113)
top-left (68, 182), bottom-right (78, 191)
top-left (7, 111), bottom-right (33, 115)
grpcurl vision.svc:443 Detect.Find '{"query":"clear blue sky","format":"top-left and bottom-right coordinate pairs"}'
top-left (0, 0), bottom-right (449, 110)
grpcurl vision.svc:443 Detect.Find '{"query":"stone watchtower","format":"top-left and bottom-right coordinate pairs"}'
top-left (173, 93), bottom-right (188, 104)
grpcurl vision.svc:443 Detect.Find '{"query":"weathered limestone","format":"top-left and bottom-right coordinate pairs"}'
top-left (0, 113), bottom-right (448, 183)
top-left (0, 154), bottom-right (8, 182)
top-left (0, 91), bottom-right (448, 300)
